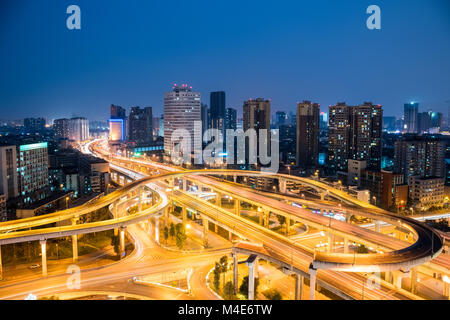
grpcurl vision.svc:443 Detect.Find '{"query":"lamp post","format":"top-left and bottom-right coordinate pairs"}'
top-left (65, 196), bottom-right (70, 209)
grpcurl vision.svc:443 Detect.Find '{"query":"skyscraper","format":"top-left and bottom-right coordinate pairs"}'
top-left (210, 91), bottom-right (226, 138)
top-left (128, 106), bottom-right (153, 146)
top-left (394, 134), bottom-right (445, 182)
top-left (0, 145), bottom-right (18, 200)
top-left (69, 117), bottom-right (89, 142)
top-left (275, 111), bottom-right (288, 128)
top-left (243, 98), bottom-right (271, 163)
top-left (109, 104), bottom-right (127, 142)
top-left (164, 84), bottom-right (201, 157)
top-left (225, 108), bottom-right (237, 131)
top-left (296, 100), bottom-right (319, 170)
top-left (201, 103), bottom-right (209, 136)
top-left (24, 118), bottom-right (46, 132)
top-left (404, 102), bottom-right (419, 133)
top-left (328, 102), bottom-right (382, 173)
top-left (53, 118), bottom-right (70, 139)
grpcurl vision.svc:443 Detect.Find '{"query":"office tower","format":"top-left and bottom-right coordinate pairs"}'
top-left (201, 103), bottom-right (209, 136)
top-left (394, 134), bottom-right (445, 182)
top-left (279, 124), bottom-right (296, 164)
top-left (409, 176), bottom-right (444, 209)
top-left (53, 118), bottom-right (70, 139)
top-left (164, 84), bottom-right (201, 157)
top-left (319, 112), bottom-right (328, 130)
top-left (404, 102), bottom-right (418, 133)
top-left (328, 102), bottom-right (382, 172)
top-left (210, 91), bottom-right (226, 137)
top-left (430, 111), bottom-right (443, 130)
top-left (128, 106), bottom-right (153, 146)
top-left (275, 111), bottom-right (287, 128)
top-left (159, 114), bottom-right (164, 137)
top-left (69, 117), bottom-right (89, 142)
top-left (382, 116), bottom-right (396, 132)
top-left (225, 107), bottom-right (237, 130)
top-left (17, 142), bottom-right (49, 203)
top-left (296, 100), bottom-right (319, 170)
top-left (0, 145), bottom-right (18, 199)
top-left (109, 104), bottom-right (127, 142)
top-left (24, 117), bottom-right (46, 132)
top-left (418, 112), bottom-right (431, 133)
top-left (152, 116), bottom-right (160, 137)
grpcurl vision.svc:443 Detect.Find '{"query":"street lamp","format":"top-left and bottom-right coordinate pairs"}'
top-left (65, 196), bottom-right (70, 209)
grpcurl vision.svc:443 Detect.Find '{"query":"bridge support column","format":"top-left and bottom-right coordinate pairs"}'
top-left (183, 178), bottom-right (187, 191)
top-left (345, 213), bottom-right (352, 223)
top-left (233, 175), bottom-right (237, 183)
top-left (233, 253), bottom-right (238, 294)
top-left (168, 178), bottom-right (174, 188)
top-left (327, 233), bottom-right (334, 252)
top-left (71, 217), bottom-right (79, 262)
top-left (246, 256), bottom-right (258, 300)
top-left (444, 279), bottom-right (450, 299)
top-left (285, 218), bottom-right (290, 236)
top-left (164, 206), bottom-right (170, 227)
top-left (375, 220), bottom-right (380, 233)
top-left (279, 179), bottom-right (286, 193)
top-left (385, 271), bottom-right (393, 284)
top-left (234, 199), bottom-right (241, 216)
top-left (147, 218), bottom-right (152, 235)
top-left (295, 274), bottom-right (304, 300)
top-left (119, 226), bottom-right (126, 259)
top-left (155, 217), bottom-right (160, 243)
top-left (40, 239), bottom-right (47, 277)
top-left (215, 193), bottom-right (221, 206)
top-left (214, 223), bottom-right (218, 233)
top-left (264, 211), bottom-right (270, 228)
top-left (151, 191), bottom-right (156, 206)
top-left (344, 237), bottom-right (349, 253)
top-left (182, 206), bottom-right (187, 224)
top-left (113, 200), bottom-right (119, 236)
top-left (309, 265), bottom-right (317, 300)
top-left (0, 245), bottom-right (2, 280)
top-left (392, 270), bottom-right (407, 289)
top-left (138, 186), bottom-right (143, 212)
top-left (202, 218), bottom-right (209, 248)
top-left (410, 268), bottom-right (418, 294)
top-left (228, 231), bottom-right (233, 242)
top-left (320, 192), bottom-right (325, 201)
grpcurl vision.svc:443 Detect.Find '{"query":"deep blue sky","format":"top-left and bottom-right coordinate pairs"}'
top-left (1, 0), bottom-right (449, 121)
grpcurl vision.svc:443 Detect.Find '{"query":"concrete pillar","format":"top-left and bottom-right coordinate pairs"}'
top-left (320, 193), bottom-right (325, 201)
top-left (147, 218), bottom-right (152, 235)
top-left (264, 211), bottom-right (270, 228)
top-left (234, 199), bottom-right (241, 216)
top-left (375, 220), bottom-right (380, 233)
top-left (183, 178), bottom-right (187, 191)
top-left (309, 265), bottom-right (317, 300)
top-left (113, 200), bottom-right (119, 236)
top-left (164, 206), bottom-right (170, 227)
top-left (71, 218), bottom-right (79, 262)
top-left (247, 256), bottom-right (258, 300)
top-left (233, 253), bottom-right (238, 294)
top-left (0, 245), bottom-right (3, 280)
top-left (202, 218), bottom-right (209, 248)
top-left (295, 274), bottom-right (304, 300)
top-left (182, 206), bottom-right (187, 224)
top-left (40, 239), bottom-right (47, 277)
top-left (410, 268), bottom-right (418, 294)
top-left (229, 231), bottom-right (233, 242)
top-left (279, 179), bottom-right (286, 193)
top-left (119, 226), bottom-right (126, 258)
top-left (328, 233), bottom-right (334, 252)
top-left (215, 193), bottom-right (221, 206)
top-left (385, 271), bottom-right (393, 284)
top-left (155, 217), bottom-right (160, 243)
top-left (344, 237), bottom-right (349, 253)
top-left (214, 223), bottom-right (218, 233)
top-left (151, 191), bottom-right (156, 206)
top-left (233, 175), bottom-right (237, 183)
top-left (444, 281), bottom-right (450, 299)
top-left (345, 213), bottom-right (352, 223)
top-left (258, 212), bottom-right (263, 225)
top-left (168, 178), bottom-right (174, 188)
top-left (392, 271), bottom-right (405, 289)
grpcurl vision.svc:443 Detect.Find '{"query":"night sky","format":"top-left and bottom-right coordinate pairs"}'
top-left (1, 0), bottom-right (449, 121)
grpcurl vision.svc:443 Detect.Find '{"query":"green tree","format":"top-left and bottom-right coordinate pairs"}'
top-left (175, 223), bottom-right (187, 249)
top-left (219, 255), bottom-right (228, 287)
top-left (223, 281), bottom-right (235, 299)
top-left (213, 263), bottom-right (221, 291)
top-left (357, 244), bottom-right (369, 253)
top-left (169, 223), bottom-right (175, 238)
top-left (163, 226), bottom-right (169, 244)
top-left (239, 276), bottom-right (260, 299)
top-left (263, 288), bottom-right (282, 300)
top-left (276, 214), bottom-right (286, 226)
top-left (111, 234), bottom-right (120, 256)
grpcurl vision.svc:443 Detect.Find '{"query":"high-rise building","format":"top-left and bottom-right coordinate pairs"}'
top-left (0, 144), bottom-right (18, 199)
top-left (319, 112), bottom-right (328, 130)
top-left (210, 91), bottom-right (226, 138)
top-left (128, 106), bottom-right (153, 146)
top-left (69, 117), bottom-right (89, 142)
top-left (164, 84), bottom-right (201, 157)
top-left (382, 116), bottom-right (396, 132)
top-left (225, 107), bottom-right (237, 130)
top-left (296, 100), bottom-right (319, 170)
top-left (201, 103), bottom-right (209, 136)
top-left (17, 142), bottom-right (49, 203)
top-left (53, 118), bottom-right (70, 139)
top-left (328, 102), bottom-right (382, 173)
top-left (24, 118), bottom-right (46, 132)
top-left (275, 111), bottom-right (288, 128)
top-left (109, 104), bottom-right (127, 142)
top-left (409, 176), bottom-right (444, 209)
top-left (404, 102), bottom-right (419, 133)
top-left (394, 134), bottom-right (445, 183)
top-left (152, 116), bottom-right (160, 137)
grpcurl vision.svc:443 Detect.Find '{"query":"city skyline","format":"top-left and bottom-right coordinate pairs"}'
top-left (1, 0), bottom-right (450, 121)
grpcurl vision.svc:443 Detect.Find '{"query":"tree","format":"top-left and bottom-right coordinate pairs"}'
top-left (169, 223), bottom-right (175, 238)
top-left (175, 223), bottom-right (187, 249)
top-left (239, 276), bottom-right (260, 299)
top-left (223, 281), bottom-right (235, 299)
top-left (213, 263), bottom-right (221, 291)
top-left (357, 244), bottom-right (369, 254)
top-left (263, 288), bottom-right (282, 300)
top-left (276, 214), bottom-right (286, 226)
top-left (111, 234), bottom-right (120, 256)
top-left (219, 255), bottom-right (228, 287)
top-left (163, 226), bottom-right (169, 244)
